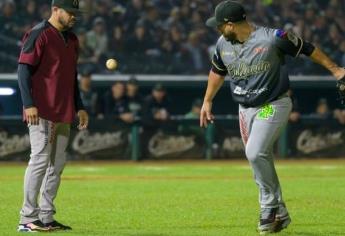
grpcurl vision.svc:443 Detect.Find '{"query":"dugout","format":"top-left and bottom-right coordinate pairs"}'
top-left (0, 74), bottom-right (344, 160)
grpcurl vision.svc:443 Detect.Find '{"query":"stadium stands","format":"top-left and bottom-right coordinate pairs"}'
top-left (0, 0), bottom-right (343, 74)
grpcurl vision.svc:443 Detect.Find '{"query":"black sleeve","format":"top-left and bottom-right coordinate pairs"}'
top-left (211, 46), bottom-right (228, 76)
top-left (17, 63), bottom-right (34, 108)
top-left (300, 41), bottom-right (315, 56)
top-left (74, 73), bottom-right (85, 112)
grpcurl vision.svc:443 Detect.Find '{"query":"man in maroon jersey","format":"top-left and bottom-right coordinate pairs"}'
top-left (17, 0), bottom-right (88, 232)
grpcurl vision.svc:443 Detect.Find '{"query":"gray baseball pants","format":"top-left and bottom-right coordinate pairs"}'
top-left (20, 118), bottom-right (70, 224)
top-left (239, 95), bottom-right (292, 213)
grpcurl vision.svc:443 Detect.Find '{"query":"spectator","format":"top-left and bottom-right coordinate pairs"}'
top-left (125, 21), bottom-right (153, 55)
top-left (108, 25), bottom-right (125, 54)
top-left (312, 98), bottom-right (332, 119)
top-left (126, 76), bottom-right (143, 118)
top-left (123, 0), bottom-right (144, 33)
top-left (0, 0), bottom-right (19, 37)
top-left (182, 31), bottom-right (208, 74)
top-left (19, 0), bottom-right (39, 25)
top-left (142, 83), bottom-right (172, 159)
top-left (86, 17), bottom-right (108, 65)
top-left (142, 83), bottom-right (171, 126)
top-left (103, 81), bottom-right (134, 124)
top-left (79, 72), bottom-right (99, 117)
top-left (179, 98), bottom-right (204, 136)
top-left (77, 28), bottom-right (98, 73)
top-left (185, 98), bottom-right (202, 119)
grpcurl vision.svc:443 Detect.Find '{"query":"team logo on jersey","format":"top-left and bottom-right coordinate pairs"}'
top-left (73, 0), bottom-right (79, 7)
top-left (227, 61), bottom-right (271, 79)
top-left (275, 29), bottom-right (299, 47)
top-left (275, 29), bottom-right (287, 38)
top-left (253, 47), bottom-right (268, 55)
top-left (257, 104), bottom-right (275, 120)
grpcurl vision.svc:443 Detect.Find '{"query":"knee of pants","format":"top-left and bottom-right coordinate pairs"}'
top-left (245, 146), bottom-right (268, 163)
top-left (28, 154), bottom-right (50, 172)
top-left (53, 154), bottom-right (67, 175)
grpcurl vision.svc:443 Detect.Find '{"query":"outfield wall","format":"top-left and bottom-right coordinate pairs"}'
top-left (0, 116), bottom-right (344, 160)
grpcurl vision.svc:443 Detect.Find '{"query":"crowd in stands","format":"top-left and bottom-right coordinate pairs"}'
top-left (0, 0), bottom-right (344, 74)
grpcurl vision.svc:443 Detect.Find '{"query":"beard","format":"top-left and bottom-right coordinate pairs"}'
top-left (223, 32), bottom-right (237, 42)
top-left (58, 16), bottom-right (75, 31)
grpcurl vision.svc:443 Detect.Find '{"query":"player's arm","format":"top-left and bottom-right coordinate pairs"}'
top-left (309, 48), bottom-right (345, 80)
top-left (18, 28), bottom-right (46, 125)
top-left (17, 63), bottom-right (39, 125)
top-left (200, 47), bottom-right (227, 128)
top-left (274, 29), bottom-right (345, 79)
top-left (74, 72), bottom-right (89, 130)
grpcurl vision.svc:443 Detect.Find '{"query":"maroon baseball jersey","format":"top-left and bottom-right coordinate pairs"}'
top-left (18, 20), bottom-right (79, 123)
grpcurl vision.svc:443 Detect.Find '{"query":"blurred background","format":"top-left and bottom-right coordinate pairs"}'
top-left (0, 0), bottom-right (344, 74)
top-left (0, 0), bottom-right (344, 160)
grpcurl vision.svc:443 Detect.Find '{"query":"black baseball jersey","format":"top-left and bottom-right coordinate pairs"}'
top-left (212, 25), bottom-right (303, 107)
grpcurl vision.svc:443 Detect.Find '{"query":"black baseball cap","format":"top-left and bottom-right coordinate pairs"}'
top-left (153, 83), bottom-right (165, 92)
top-left (51, 0), bottom-right (81, 14)
top-left (206, 1), bottom-right (246, 27)
top-left (128, 75), bottom-right (138, 85)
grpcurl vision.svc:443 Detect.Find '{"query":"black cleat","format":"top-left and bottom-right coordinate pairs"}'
top-left (44, 220), bottom-right (72, 230)
top-left (257, 208), bottom-right (278, 235)
top-left (274, 213), bottom-right (291, 233)
top-left (257, 207), bottom-right (291, 234)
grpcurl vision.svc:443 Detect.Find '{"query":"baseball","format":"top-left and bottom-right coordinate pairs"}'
top-left (106, 58), bottom-right (117, 70)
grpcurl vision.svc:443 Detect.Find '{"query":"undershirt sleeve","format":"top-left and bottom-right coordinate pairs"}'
top-left (17, 63), bottom-right (34, 109)
top-left (74, 72), bottom-right (85, 112)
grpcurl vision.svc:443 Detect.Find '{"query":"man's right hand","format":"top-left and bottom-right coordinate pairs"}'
top-left (25, 107), bottom-right (39, 125)
top-left (200, 101), bottom-right (214, 128)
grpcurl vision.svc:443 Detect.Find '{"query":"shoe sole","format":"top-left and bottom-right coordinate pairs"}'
top-left (258, 221), bottom-right (278, 235)
top-left (17, 228), bottom-right (51, 233)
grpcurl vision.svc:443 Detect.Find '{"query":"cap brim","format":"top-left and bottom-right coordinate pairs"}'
top-left (206, 17), bottom-right (218, 27)
top-left (63, 7), bottom-right (84, 15)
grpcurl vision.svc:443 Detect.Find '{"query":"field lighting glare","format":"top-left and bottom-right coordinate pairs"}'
top-left (0, 88), bottom-right (15, 96)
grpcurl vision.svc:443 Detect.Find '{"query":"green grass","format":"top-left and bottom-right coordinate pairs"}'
top-left (1, 160), bottom-right (345, 236)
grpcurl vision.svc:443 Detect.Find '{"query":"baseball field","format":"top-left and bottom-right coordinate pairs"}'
top-left (0, 159), bottom-right (344, 236)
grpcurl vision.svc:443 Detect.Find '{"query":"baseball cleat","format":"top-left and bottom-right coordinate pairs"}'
top-left (274, 214), bottom-right (291, 233)
top-left (257, 207), bottom-right (291, 234)
top-left (274, 203), bottom-right (291, 233)
top-left (17, 220), bottom-right (50, 232)
top-left (44, 220), bottom-right (72, 230)
top-left (257, 207), bottom-right (277, 234)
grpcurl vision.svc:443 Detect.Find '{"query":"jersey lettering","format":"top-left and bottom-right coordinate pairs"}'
top-left (228, 61), bottom-right (271, 79)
